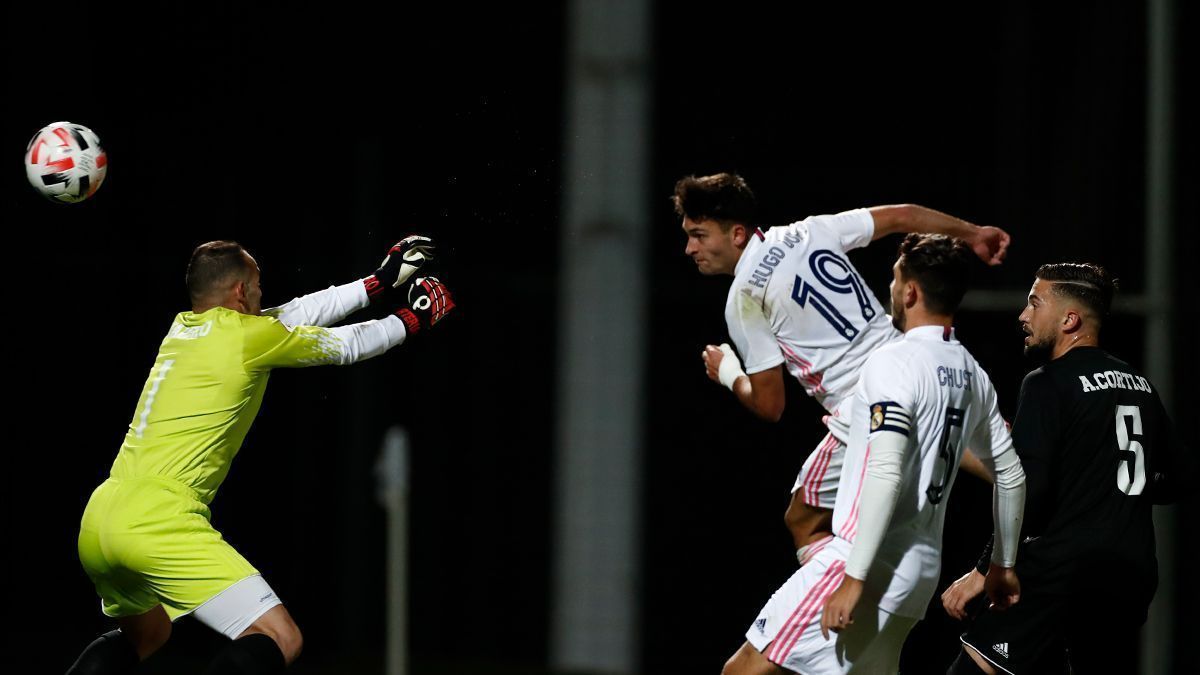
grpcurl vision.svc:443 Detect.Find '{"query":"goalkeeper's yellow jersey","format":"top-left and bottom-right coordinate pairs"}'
top-left (109, 306), bottom-right (345, 505)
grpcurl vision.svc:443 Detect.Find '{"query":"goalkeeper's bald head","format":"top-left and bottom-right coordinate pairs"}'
top-left (186, 240), bottom-right (260, 313)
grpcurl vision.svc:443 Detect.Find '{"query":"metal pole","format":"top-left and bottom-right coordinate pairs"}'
top-left (552, 0), bottom-right (650, 671)
top-left (1141, 0), bottom-right (1175, 672)
top-left (376, 426), bottom-right (410, 675)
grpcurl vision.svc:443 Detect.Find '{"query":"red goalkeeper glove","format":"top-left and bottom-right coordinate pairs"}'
top-left (395, 276), bottom-right (455, 336)
top-left (363, 235), bottom-right (435, 301)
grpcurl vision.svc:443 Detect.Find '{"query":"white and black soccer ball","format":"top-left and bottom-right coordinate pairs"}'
top-left (25, 121), bottom-right (108, 203)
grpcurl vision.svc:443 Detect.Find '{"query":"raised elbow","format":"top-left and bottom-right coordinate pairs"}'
top-left (870, 203), bottom-right (919, 238)
top-left (889, 204), bottom-right (921, 231)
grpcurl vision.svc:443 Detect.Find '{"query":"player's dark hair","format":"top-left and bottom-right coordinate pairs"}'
top-left (672, 173), bottom-right (756, 230)
top-left (896, 233), bottom-right (973, 315)
top-left (186, 240), bottom-right (251, 303)
top-left (1036, 262), bottom-right (1119, 324)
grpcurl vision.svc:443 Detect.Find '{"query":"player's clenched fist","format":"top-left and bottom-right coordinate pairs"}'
top-left (365, 235), bottom-right (436, 300)
top-left (984, 563), bottom-right (1020, 611)
top-left (395, 276), bottom-right (455, 336)
top-left (703, 343), bottom-right (745, 391)
top-left (967, 225), bottom-right (1010, 266)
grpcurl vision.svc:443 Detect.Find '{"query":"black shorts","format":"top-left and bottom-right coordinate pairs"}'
top-left (960, 589), bottom-right (1070, 674)
top-left (960, 587), bottom-right (1147, 674)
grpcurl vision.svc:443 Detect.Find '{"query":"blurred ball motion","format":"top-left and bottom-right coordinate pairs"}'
top-left (25, 121), bottom-right (108, 203)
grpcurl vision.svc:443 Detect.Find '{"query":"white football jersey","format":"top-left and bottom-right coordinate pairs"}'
top-left (725, 209), bottom-right (900, 414)
top-left (830, 325), bottom-right (1013, 618)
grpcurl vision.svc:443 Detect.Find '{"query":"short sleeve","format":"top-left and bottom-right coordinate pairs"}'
top-left (968, 367), bottom-right (1014, 463)
top-left (1010, 369), bottom-right (1061, 461)
top-left (858, 350), bottom-right (916, 437)
top-left (726, 286), bottom-right (785, 374)
top-left (804, 208), bottom-right (875, 252)
top-left (241, 314), bottom-right (347, 371)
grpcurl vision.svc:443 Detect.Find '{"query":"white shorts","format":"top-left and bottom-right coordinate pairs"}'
top-left (745, 546), bottom-right (917, 674)
top-left (791, 406), bottom-right (850, 509)
top-left (184, 574), bottom-right (282, 639)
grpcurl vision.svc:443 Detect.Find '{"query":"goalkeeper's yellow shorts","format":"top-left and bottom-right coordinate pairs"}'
top-left (77, 476), bottom-right (258, 620)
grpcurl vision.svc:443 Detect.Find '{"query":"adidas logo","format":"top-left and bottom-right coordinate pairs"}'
top-left (754, 618), bottom-right (768, 634)
top-left (992, 643), bottom-right (1009, 659)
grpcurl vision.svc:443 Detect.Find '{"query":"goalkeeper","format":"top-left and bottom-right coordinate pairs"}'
top-left (66, 237), bottom-right (453, 675)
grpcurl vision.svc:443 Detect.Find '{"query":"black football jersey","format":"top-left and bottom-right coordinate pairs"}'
top-left (1009, 346), bottom-right (1187, 596)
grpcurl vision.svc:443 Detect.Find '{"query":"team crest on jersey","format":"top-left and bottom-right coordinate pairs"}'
top-left (868, 401), bottom-right (912, 435)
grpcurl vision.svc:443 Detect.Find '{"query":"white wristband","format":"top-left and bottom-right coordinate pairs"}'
top-left (717, 343), bottom-right (746, 391)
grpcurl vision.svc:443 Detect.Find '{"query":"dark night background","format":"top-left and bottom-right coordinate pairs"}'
top-left (6, 1), bottom-right (1196, 673)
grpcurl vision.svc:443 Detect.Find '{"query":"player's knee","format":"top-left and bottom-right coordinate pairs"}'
top-left (282, 626), bottom-right (303, 664)
top-left (721, 652), bottom-right (742, 675)
top-left (118, 609), bottom-right (173, 660)
top-left (137, 620), bottom-right (172, 656)
top-left (721, 643), bottom-right (766, 675)
top-left (948, 647), bottom-right (993, 675)
top-left (267, 624), bottom-right (302, 665)
top-left (242, 619), bottom-right (303, 665)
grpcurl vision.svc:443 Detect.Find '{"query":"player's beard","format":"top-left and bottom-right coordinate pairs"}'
top-left (890, 300), bottom-right (906, 332)
top-left (1023, 330), bottom-right (1054, 362)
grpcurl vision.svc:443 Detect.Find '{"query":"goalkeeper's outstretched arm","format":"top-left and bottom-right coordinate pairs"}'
top-left (264, 235), bottom-right (437, 328)
top-left (249, 277), bottom-right (455, 370)
top-left (264, 280), bottom-right (370, 329)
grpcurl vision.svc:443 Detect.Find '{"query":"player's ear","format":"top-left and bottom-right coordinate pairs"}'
top-left (731, 223), bottom-right (748, 247)
top-left (1062, 310), bottom-right (1083, 334)
top-left (904, 280), bottom-right (920, 309)
top-left (231, 279), bottom-right (247, 307)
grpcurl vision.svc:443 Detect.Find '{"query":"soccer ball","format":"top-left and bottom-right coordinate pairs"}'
top-left (25, 121), bottom-right (108, 203)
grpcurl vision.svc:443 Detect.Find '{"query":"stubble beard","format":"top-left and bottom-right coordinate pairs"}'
top-left (890, 301), bottom-right (906, 332)
top-left (1023, 332), bottom-right (1054, 362)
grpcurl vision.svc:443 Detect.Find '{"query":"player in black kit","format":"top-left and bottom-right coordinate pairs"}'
top-left (943, 263), bottom-right (1191, 674)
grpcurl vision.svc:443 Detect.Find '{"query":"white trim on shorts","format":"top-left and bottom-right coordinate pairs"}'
top-left (180, 573), bottom-right (283, 639)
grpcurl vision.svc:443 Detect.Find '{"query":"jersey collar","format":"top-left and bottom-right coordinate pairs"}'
top-left (733, 229), bottom-right (766, 276)
top-left (905, 325), bottom-right (958, 342)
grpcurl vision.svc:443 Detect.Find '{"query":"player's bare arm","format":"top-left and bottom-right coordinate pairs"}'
top-left (702, 344), bottom-right (785, 422)
top-left (958, 449), bottom-right (994, 482)
top-left (868, 204), bottom-right (1010, 266)
top-left (941, 568), bottom-right (985, 620)
top-left (960, 418), bottom-right (1009, 482)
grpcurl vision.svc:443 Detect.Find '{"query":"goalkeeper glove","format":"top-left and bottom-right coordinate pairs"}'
top-left (395, 276), bottom-right (455, 336)
top-left (363, 235), bottom-right (435, 300)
